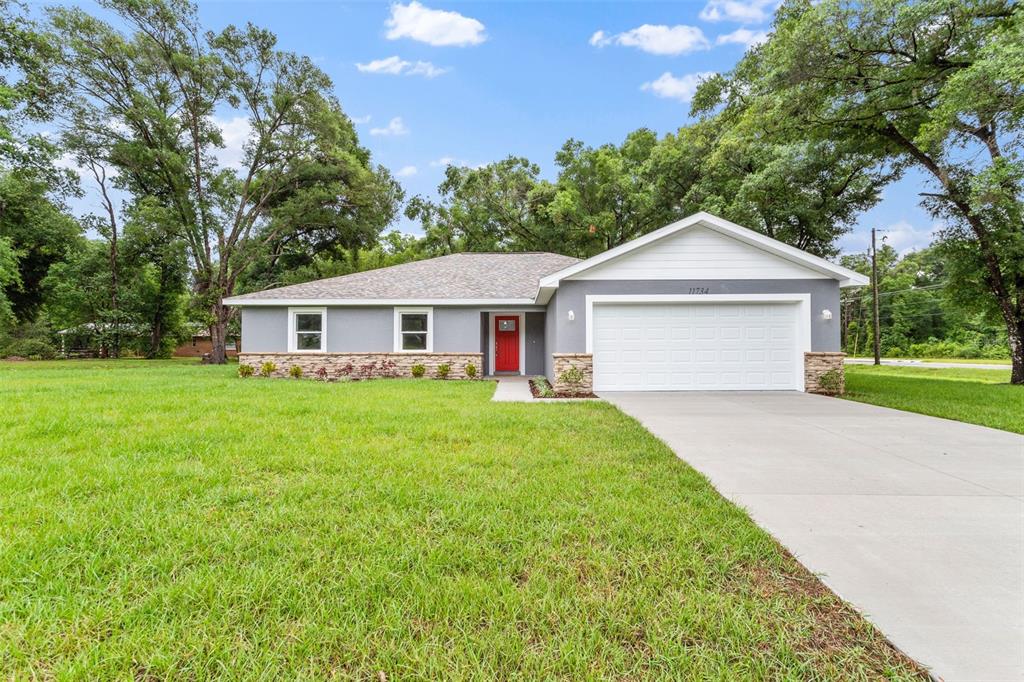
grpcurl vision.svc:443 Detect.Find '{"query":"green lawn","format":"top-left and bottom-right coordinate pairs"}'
top-left (845, 365), bottom-right (1024, 434)
top-left (0, 361), bottom-right (923, 679)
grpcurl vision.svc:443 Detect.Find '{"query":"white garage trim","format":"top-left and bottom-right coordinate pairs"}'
top-left (586, 294), bottom-right (811, 391)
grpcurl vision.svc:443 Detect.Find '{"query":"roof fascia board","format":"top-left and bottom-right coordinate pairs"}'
top-left (223, 297), bottom-right (539, 307)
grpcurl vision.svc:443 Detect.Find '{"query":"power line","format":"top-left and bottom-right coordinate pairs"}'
top-left (841, 282), bottom-right (948, 301)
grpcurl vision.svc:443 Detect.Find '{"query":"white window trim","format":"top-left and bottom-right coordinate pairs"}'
top-left (287, 306), bottom-right (327, 353)
top-left (487, 312), bottom-right (526, 376)
top-left (394, 307), bottom-right (433, 352)
top-left (584, 294), bottom-right (811, 392)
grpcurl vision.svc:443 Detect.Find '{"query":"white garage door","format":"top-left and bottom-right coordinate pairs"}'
top-left (592, 302), bottom-right (801, 391)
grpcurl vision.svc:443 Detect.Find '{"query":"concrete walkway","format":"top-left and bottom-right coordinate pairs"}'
top-left (845, 358), bottom-right (1012, 370)
top-left (602, 391), bottom-right (1024, 682)
top-left (490, 375), bottom-right (535, 402)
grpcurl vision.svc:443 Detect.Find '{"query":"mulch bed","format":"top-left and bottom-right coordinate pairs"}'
top-left (529, 377), bottom-right (598, 400)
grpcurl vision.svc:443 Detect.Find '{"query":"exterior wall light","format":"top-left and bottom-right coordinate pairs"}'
top-left (567, 310), bottom-right (575, 321)
top-left (821, 309), bottom-right (833, 320)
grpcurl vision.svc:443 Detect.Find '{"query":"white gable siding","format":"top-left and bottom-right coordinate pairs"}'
top-left (567, 226), bottom-right (830, 281)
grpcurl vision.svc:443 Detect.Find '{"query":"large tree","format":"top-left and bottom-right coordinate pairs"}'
top-left (51, 0), bottom-right (400, 363)
top-left (698, 0), bottom-right (1024, 382)
top-left (405, 157), bottom-right (559, 254)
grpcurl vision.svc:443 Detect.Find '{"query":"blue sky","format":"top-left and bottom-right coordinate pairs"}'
top-left (57, 0), bottom-right (942, 257)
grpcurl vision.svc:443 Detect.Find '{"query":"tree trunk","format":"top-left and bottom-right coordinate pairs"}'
top-left (208, 297), bottom-right (228, 364)
top-left (1005, 311), bottom-right (1023, 385)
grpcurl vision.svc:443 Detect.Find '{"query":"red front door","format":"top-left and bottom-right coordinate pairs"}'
top-left (494, 316), bottom-right (520, 372)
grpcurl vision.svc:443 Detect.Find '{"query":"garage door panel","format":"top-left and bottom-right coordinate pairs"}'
top-left (593, 302), bottom-right (800, 391)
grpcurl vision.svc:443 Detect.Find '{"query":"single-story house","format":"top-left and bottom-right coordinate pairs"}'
top-left (173, 333), bottom-right (240, 358)
top-left (226, 212), bottom-right (867, 393)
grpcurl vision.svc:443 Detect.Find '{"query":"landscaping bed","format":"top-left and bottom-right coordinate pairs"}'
top-left (529, 376), bottom-right (597, 399)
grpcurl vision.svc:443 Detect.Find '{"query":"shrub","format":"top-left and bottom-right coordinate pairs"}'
top-left (410, 364), bottom-right (426, 378)
top-left (1, 338), bottom-right (57, 360)
top-left (435, 363), bottom-right (450, 380)
top-left (818, 369), bottom-right (843, 395)
top-left (557, 365), bottom-right (585, 393)
top-left (259, 361), bottom-right (277, 377)
top-left (464, 362), bottom-right (477, 379)
top-left (288, 365), bottom-right (303, 379)
top-left (532, 377), bottom-right (555, 398)
top-left (314, 366), bottom-right (328, 381)
top-left (238, 364), bottom-right (254, 378)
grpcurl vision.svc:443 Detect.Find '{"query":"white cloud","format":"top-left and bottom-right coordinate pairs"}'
top-left (641, 71), bottom-right (716, 103)
top-left (385, 2), bottom-right (486, 47)
top-left (351, 114), bottom-right (372, 125)
top-left (356, 55), bottom-right (449, 78)
top-left (700, 0), bottom-right (779, 23)
top-left (370, 117), bottom-right (410, 136)
top-left (214, 116), bottom-right (253, 169)
top-left (428, 156), bottom-right (488, 169)
top-left (715, 27), bottom-right (769, 47)
top-left (589, 24), bottom-right (710, 56)
top-left (589, 30), bottom-right (611, 47)
top-left (395, 165), bottom-right (418, 177)
top-left (838, 220), bottom-right (943, 255)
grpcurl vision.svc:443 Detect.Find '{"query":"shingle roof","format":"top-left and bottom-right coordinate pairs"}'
top-left (225, 252), bottom-right (580, 303)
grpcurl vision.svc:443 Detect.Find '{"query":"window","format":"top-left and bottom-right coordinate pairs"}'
top-left (288, 307), bottom-right (326, 352)
top-left (225, 338), bottom-right (237, 351)
top-left (394, 307), bottom-right (432, 352)
top-left (498, 319), bottom-right (516, 332)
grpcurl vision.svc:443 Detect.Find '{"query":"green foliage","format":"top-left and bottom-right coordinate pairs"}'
top-left (531, 376), bottom-right (556, 398)
top-left (557, 365), bottom-right (585, 391)
top-left (259, 361), bottom-right (276, 377)
top-left (288, 365), bottom-right (303, 379)
top-left (49, 0), bottom-right (402, 363)
top-left (238, 364), bottom-right (254, 378)
top-left (0, 319), bottom-right (57, 359)
top-left (410, 363), bottom-right (426, 378)
top-left (434, 363), bottom-right (450, 380)
top-left (817, 370), bottom-right (843, 396)
top-left (0, 172), bottom-right (82, 322)
top-left (464, 362), bottom-right (477, 379)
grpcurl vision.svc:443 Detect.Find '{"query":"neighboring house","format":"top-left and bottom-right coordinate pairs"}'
top-left (173, 333), bottom-right (240, 359)
top-left (225, 212), bottom-right (867, 393)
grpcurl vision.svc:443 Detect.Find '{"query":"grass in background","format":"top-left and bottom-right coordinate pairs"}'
top-left (0, 360), bottom-right (924, 679)
top-left (845, 365), bottom-right (1023, 434)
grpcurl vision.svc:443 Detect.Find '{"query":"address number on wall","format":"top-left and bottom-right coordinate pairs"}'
top-left (687, 287), bottom-right (710, 294)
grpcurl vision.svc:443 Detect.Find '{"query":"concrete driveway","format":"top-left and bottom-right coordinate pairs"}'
top-left (602, 391), bottom-right (1024, 682)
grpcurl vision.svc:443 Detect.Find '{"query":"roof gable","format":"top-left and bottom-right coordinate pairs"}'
top-left (539, 212), bottom-right (868, 290)
top-left (567, 224), bottom-right (830, 281)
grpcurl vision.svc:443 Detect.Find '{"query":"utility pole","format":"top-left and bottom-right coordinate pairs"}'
top-left (871, 227), bottom-right (881, 366)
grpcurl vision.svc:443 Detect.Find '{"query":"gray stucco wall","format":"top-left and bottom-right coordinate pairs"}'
top-left (544, 293), bottom-right (557, 380)
top-left (432, 308), bottom-right (482, 352)
top-left (327, 307), bottom-right (392, 351)
top-left (525, 312), bottom-right (546, 375)
top-left (548, 279), bottom-right (841, 355)
top-left (240, 305), bottom-right (550, 361)
top-left (240, 307), bottom-right (287, 352)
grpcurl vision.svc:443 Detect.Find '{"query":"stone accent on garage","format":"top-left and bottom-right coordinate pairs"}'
top-left (804, 352), bottom-right (846, 396)
top-left (239, 352), bottom-right (484, 380)
top-left (552, 353), bottom-right (594, 395)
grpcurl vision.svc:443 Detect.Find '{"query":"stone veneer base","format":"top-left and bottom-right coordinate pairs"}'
top-left (804, 352), bottom-right (846, 395)
top-left (239, 352), bottom-right (484, 380)
top-left (552, 353), bottom-right (594, 395)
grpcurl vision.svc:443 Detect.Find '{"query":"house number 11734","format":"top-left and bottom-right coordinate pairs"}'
top-left (687, 287), bottom-right (710, 294)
